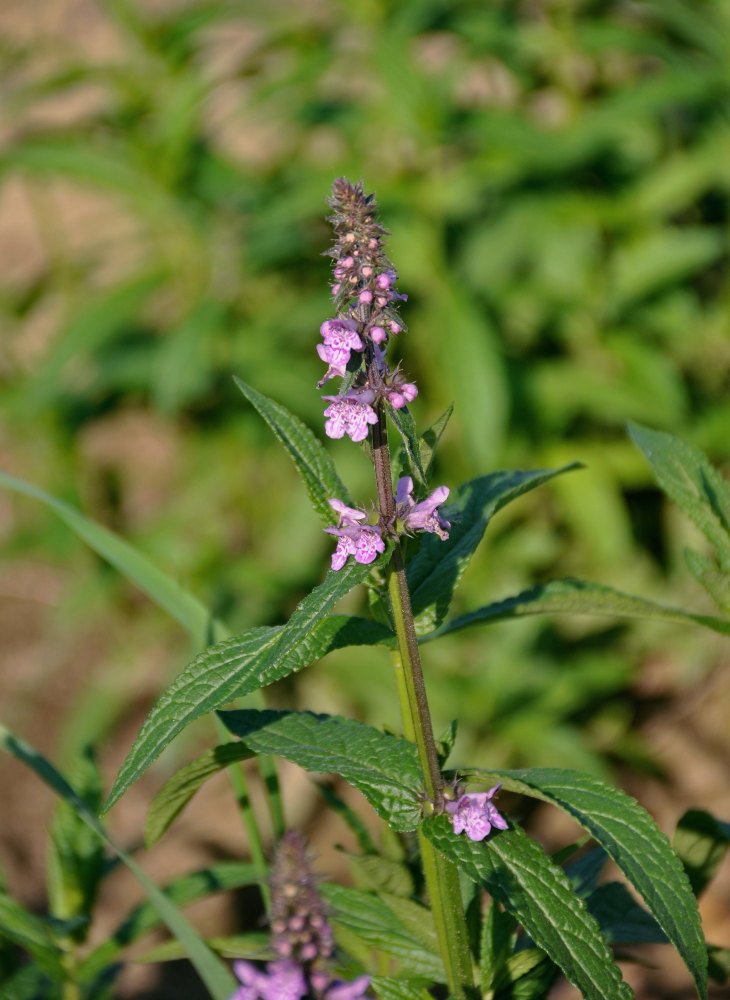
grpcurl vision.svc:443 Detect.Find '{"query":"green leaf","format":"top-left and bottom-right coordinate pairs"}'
top-left (79, 861), bottom-right (261, 983)
top-left (0, 724), bottom-right (236, 999)
top-left (145, 743), bottom-right (255, 846)
top-left (104, 559), bottom-right (390, 813)
top-left (0, 470), bottom-right (226, 647)
top-left (0, 963), bottom-right (56, 1000)
top-left (370, 976), bottom-right (433, 1000)
top-left (628, 423), bottom-right (730, 572)
top-left (234, 377), bottom-right (351, 523)
top-left (431, 578), bottom-right (730, 641)
top-left (423, 816), bottom-right (634, 1000)
top-left (219, 709), bottom-right (422, 831)
top-left (419, 404), bottom-right (453, 477)
top-left (341, 852), bottom-right (415, 897)
top-left (0, 895), bottom-right (65, 980)
top-left (388, 405), bottom-right (427, 492)
top-left (135, 932), bottom-right (271, 964)
top-left (586, 883), bottom-right (667, 945)
top-left (708, 945), bottom-right (730, 985)
top-left (480, 900), bottom-right (518, 995)
top-left (320, 883), bottom-right (445, 980)
top-left (47, 747), bottom-right (105, 938)
top-left (466, 768), bottom-right (707, 998)
top-left (673, 809), bottom-right (730, 898)
top-left (492, 950), bottom-right (560, 1000)
top-left (408, 466), bottom-right (579, 634)
top-left (684, 549), bottom-right (730, 615)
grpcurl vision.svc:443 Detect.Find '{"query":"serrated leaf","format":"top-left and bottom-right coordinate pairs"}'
top-left (673, 809), bottom-right (730, 898)
top-left (389, 405), bottom-right (427, 492)
top-left (465, 768), bottom-right (707, 999)
top-left (104, 560), bottom-right (390, 813)
top-left (423, 816), bottom-right (634, 1000)
top-left (79, 861), bottom-right (260, 983)
top-left (0, 724), bottom-right (236, 999)
top-left (320, 884), bottom-right (445, 980)
top-left (684, 549), bottom-right (730, 615)
top-left (408, 467), bottom-right (579, 634)
top-left (492, 949), bottom-right (559, 1000)
top-left (341, 853), bottom-right (415, 896)
top-left (378, 894), bottom-right (438, 953)
top-left (145, 743), bottom-right (255, 846)
top-left (0, 895), bottom-right (65, 980)
top-left (0, 470), bottom-right (226, 647)
top-left (370, 976), bottom-right (433, 1000)
top-left (629, 423), bottom-right (730, 572)
top-left (218, 710), bottom-right (422, 831)
top-left (586, 883), bottom-right (667, 945)
top-left (431, 578), bottom-right (730, 641)
top-left (235, 377), bottom-right (351, 523)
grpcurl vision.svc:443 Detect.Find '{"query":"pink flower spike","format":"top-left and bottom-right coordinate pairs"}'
top-left (388, 321), bottom-right (402, 335)
top-left (359, 290), bottom-right (373, 304)
top-left (369, 325), bottom-right (387, 344)
top-left (446, 785), bottom-right (508, 842)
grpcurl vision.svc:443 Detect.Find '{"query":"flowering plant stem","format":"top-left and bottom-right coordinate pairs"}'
top-left (374, 404), bottom-right (474, 997)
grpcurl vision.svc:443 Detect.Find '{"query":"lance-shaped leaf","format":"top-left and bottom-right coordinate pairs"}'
top-left (320, 883), bottom-right (445, 980)
top-left (423, 816), bottom-right (634, 1000)
top-left (389, 405), bottom-right (427, 493)
top-left (629, 423), bottom-right (730, 571)
top-left (219, 709), bottom-right (422, 831)
top-left (461, 767), bottom-right (707, 999)
top-left (145, 743), bottom-right (256, 846)
top-left (408, 466), bottom-right (579, 634)
top-left (104, 559), bottom-right (390, 813)
top-left (235, 377), bottom-right (350, 523)
top-left (0, 724), bottom-right (236, 1000)
top-left (419, 404), bottom-right (453, 477)
top-left (430, 578), bottom-right (730, 641)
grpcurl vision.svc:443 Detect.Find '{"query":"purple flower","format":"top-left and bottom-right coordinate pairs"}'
top-left (322, 390), bottom-right (378, 442)
top-left (324, 498), bottom-right (385, 570)
top-left (386, 382), bottom-right (418, 410)
top-left (446, 785), bottom-right (508, 842)
top-left (317, 319), bottom-right (364, 385)
top-left (395, 477), bottom-right (450, 539)
top-left (232, 960), bottom-right (308, 1000)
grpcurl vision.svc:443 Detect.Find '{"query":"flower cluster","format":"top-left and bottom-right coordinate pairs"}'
top-left (230, 832), bottom-right (371, 1000)
top-left (445, 784), bottom-right (508, 842)
top-left (395, 477), bottom-right (451, 540)
top-left (323, 499), bottom-right (385, 571)
top-left (316, 179), bottom-right (416, 442)
top-left (318, 181), bottom-right (451, 572)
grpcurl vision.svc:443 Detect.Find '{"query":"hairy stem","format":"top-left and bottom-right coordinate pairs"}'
top-left (372, 401), bottom-right (474, 997)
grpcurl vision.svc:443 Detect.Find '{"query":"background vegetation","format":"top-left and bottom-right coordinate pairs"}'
top-left (1, 1), bottom-right (729, 995)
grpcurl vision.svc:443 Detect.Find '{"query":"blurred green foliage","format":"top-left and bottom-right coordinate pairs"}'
top-left (2, 0), bottom-right (730, 778)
